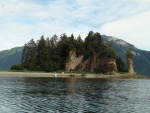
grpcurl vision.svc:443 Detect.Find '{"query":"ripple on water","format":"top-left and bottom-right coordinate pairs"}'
top-left (0, 77), bottom-right (150, 112)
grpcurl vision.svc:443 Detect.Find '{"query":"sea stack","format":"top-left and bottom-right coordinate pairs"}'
top-left (126, 50), bottom-right (134, 74)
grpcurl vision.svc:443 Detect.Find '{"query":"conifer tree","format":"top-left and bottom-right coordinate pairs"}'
top-left (21, 43), bottom-right (28, 68)
top-left (116, 57), bottom-right (127, 72)
top-left (37, 35), bottom-right (47, 70)
top-left (21, 39), bottom-right (36, 70)
top-left (21, 31), bottom-right (119, 72)
top-left (76, 35), bottom-right (84, 56)
top-left (27, 39), bottom-right (37, 70)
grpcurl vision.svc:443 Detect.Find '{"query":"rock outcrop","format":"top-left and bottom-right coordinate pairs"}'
top-left (65, 51), bottom-right (83, 71)
top-left (127, 57), bottom-right (135, 74)
top-left (65, 51), bottom-right (118, 75)
top-left (102, 58), bottom-right (118, 75)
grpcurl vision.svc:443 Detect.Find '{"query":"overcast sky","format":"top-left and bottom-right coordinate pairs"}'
top-left (0, 0), bottom-right (150, 51)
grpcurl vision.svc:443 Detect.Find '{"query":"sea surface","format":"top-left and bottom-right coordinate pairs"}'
top-left (0, 77), bottom-right (150, 113)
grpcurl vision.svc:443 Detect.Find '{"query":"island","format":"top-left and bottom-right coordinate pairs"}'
top-left (8, 31), bottom-right (148, 79)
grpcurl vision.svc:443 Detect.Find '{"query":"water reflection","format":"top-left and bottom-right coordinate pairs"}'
top-left (0, 77), bottom-right (150, 112)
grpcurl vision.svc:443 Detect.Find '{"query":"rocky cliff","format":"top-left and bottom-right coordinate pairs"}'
top-left (127, 57), bottom-right (135, 74)
top-left (65, 51), bottom-right (118, 75)
top-left (65, 51), bottom-right (83, 71)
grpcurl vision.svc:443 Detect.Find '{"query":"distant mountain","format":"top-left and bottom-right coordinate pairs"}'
top-left (0, 35), bottom-right (150, 76)
top-left (102, 35), bottom-right (150, 76)
top-left (0, 47), bottom-right (23, 70)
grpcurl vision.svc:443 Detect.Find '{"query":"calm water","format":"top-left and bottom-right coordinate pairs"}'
top-left (0, 77), bottom-right (150, 113)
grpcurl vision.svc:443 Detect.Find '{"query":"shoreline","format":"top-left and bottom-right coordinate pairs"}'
top-left (0, 71), bottom-right (148, 79)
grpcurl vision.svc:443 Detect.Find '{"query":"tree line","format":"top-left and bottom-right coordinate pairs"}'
top-left (12, 31), bottom-right (127, 72)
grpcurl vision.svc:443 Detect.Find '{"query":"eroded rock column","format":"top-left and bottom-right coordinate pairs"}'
top-left (126, 51), bottom-right (135, 74)
top-left (127, 57), bottom-right (134, 74)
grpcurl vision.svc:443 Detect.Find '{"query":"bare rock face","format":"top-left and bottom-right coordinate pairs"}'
top-left (127, 58), bottom-right (134, 74)
top-left (65, 51), bottom-right (83, 71)
top-left (76, 53), bottom-right (99, 72)
top-left (65, 51), bottom-right (118, 75)
top-left (103, 59), bottom-right (118, 75)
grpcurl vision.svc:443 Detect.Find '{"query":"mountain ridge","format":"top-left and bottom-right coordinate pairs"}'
top-left (0, 47), bottom-right (23, 70)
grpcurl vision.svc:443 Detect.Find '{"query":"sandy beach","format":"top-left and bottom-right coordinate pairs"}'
top-left (0, 71), bottom-right (148, 79)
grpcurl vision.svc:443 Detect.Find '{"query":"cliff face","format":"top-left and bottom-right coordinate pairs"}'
top-left (65, 51), bottom-right (83, 71)
top-left (65, 51), bottom-right (118, 75)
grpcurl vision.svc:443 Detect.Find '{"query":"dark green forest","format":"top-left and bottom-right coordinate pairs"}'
top-left (20, 31), bottom-right (126, 72)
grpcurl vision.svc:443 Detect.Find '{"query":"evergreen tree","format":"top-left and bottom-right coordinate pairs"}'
top-left (93, 32), bottom-right (103, 53)
top-left (75, 35), bottom-right (84, 56)
top-left (37, 36), bottom-right (47, 70)
top-left (21, 39), bottom-right (36, 70)
top-left (21, 43), bottom-right (29, 68)
top-left (116, 57), bottom-right (127, 72)
top-left (105, 42), bottom-right (116, 59)
top-left (68, 34), bottom-right (76, 50)
top-left (84, 31), bottom-right (95, 59)
top-left (126, 50), bottom-right (133, 58)
top-left (45, 36), bottom-right (60, 72)
top-left (45, 37), bottom-right (51, 61)
top-left (21, 31), bottom-right (119, 72)
top-left (27, 39), bottom-right (37, 70)
top-left (84, 31), bottom-right (105, 59)
top-left (57, 34), bottom-right (70, 68)
top-left (50, 34), bottom-right (58, 48)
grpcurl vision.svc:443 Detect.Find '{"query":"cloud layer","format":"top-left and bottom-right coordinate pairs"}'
top-left (0, 0), bottom-right (150, 50)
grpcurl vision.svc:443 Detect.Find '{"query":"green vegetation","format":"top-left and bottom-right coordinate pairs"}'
top-left (83, 31), bottom-right (116, 59)
top-left (116, 57), bottom-right (128, 72)
top-left (1, 34), bottom-right (150, 76)
top-left (11, 64), bottom-right (24, 70)
top-left (21, 31), bottom-right (126, 72)
top-left (21, 33), bottom-right (83, 71)
top-left (126, 50), bottom-right (133, 58)
top-left (0, 47), bottom-right (23, 70)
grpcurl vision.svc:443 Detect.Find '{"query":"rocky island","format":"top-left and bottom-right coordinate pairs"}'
top-left (8, 31), bottom-right (146, 78)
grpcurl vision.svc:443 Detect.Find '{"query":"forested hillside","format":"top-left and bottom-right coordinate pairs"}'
top-left (0, 47), bottom-right (23, 70)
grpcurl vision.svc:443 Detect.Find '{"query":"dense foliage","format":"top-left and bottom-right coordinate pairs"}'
top-left (21, 31), bottom-right (124, 72)
top-left (83, 31), bottom-right (116, 59)
top-left (126, 50), bottom-right (133, 59)
top-left (11, 64), bottom-right (24, 70)
top-left (116, 57), bottom-right (127, 72)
